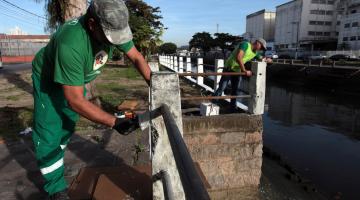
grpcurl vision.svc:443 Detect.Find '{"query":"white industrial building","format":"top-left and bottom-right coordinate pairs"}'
top-left (274, 0), bottom-right (339, 51)
top-left (245, 9), bottom-right (276, 50)
top-left (337, 0), bottom-right (360, 50)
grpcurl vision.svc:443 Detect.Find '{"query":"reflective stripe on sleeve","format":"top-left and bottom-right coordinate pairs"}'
top-left (40, 158), bottom-right (64, 175)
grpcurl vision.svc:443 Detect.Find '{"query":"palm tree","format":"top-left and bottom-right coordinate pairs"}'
top-left (35, 0), bottom-right (100, 102)
top-left (34, 0), bottom-right (87, 31)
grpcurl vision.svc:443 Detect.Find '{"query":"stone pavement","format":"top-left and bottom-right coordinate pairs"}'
top-left (0, 129), bottom-right (150, 200)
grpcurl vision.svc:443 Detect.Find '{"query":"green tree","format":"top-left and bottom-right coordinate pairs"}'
top-left (158, 43), bottom-right (177, 54)
top-left (214, 33), bottom-right (243, 54)
top-left (189, 32), bottom-right (214, 53)
top-left (125, 0), bottom-right (164, 56)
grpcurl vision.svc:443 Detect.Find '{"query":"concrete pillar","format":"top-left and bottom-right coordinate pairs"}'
top-left (186, 57), bottom-right (192, 80)
top-left (197, 58), bottom-right (204, 85)
top-left (149, 62), bottom-right (159, 72)
top-left (179, 57), bottom-right (184, 73)
top-left (248, 62), bottom-right (266, 115)
top-left (151, 72), bottom-right (185, 200)
top-left (174, 56), bottom-right (178, 72)
top-left (214, 59), bottom-right (224, 90)
top-left (186, 57), bottom-right (191, 73)
top-left (170, 56), bottom-right (173, 70)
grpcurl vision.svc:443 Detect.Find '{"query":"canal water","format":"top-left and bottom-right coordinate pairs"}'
top-left (264, 81), bottom-right (360, 199)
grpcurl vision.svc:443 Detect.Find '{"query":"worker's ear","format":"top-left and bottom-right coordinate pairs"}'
top-left (88, 18), bottom-right (96, 32)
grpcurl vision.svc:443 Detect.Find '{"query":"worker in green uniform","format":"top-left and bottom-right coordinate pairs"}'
top-left (213, 38), bottom-right (267, 110)
top-left (31, 0), bottom-right (150, 199)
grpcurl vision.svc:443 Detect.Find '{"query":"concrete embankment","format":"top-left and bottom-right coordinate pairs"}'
top-left (267, 64), bottom-right (360, 96)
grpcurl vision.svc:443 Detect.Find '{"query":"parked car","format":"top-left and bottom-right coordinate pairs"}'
top-left (308, 54), bottom-right (327, 60)
top-left (329, 54), bottom-right (350, 61)
top-left (265, 51), bottom-right (279, 59)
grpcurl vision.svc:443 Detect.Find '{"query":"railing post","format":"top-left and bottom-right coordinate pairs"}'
top-left (197, 58), bottom-right (204, 85)
top-left (214, 59), bottom-right (224, 91)
top-left (171, 56), bottom-right (174, 70)
top-left (167, 56), bottom-right (170, 67)
top-left (174, 56), bottom-right (178, 72)
top-left (179, 57), bottom-right (183, 73)
top-left (186, 57), bottom-right (192, 80)
top-left (248, 62), bottom-right (266, 115)
top-left (186, 57), bottom-right (191, 73)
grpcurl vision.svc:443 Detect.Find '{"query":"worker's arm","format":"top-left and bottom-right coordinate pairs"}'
top-left (236, 50), bottom-right (252, 76)
top-left (63, 85), bottom-right (116, 127)
top-left (126, 47), bottom-right (151, 85)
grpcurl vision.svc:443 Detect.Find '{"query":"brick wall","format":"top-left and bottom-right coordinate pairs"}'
top-left (183, 114), bottom-right (263, 199)
top-left (1, 56), bottom-right (34, 63)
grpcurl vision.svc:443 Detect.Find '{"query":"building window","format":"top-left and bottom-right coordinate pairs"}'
top-left (352, 22), bottom-right (359, 27)
top-left (326, 11), bottom-right (333, 15)
top-left (324, 32), bottom-right (331, 36)
top-left (350, 36), bottom-right (357, 41)
top-left (336, 32), bottom-right (339, 36)
top-left (345, 23), bottom-right (350, 28)
top-left (308, 31), bottom-right (316, 36)
top-left (318, 21), bottom-right (325, 25)
top-left (351, 10), bottom-right (357, 14)
top-left (357, 36), bottom-right (360, 40)
top-left (309, 21), bottom-right (317, 25)
top-left (337, 21), bottom-right (341, 25)
top-left (327, 0), bottom-right (334, 4)
top-left (325, 21), bottom-right (332, 26)
top-left (316, 32), bottom-right (323, 36)
top-left (343, 37), bottom-right (348, 41)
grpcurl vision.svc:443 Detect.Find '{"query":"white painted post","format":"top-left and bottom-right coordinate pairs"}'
top-left (197, 58), bottom-right (204, 85)
top-left (248, 62), bottom-right (266, 115)
top-left (171, 56), bottom-right (174, 70)
top-left (186, 57), bottom-right (192, 80)
top-left (214, 59), bottom-right (224, 91)
top-left (151, 72), bottom-right (185, 200)
top-left (174, 56), bottom-right (178, 72)
top-left (179, 57), bottom-right (184, 73)
top-left (186, 57), bottom-right (191, 73)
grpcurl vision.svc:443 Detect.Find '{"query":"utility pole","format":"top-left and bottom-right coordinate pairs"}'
top-left (216, 23), bottom-right (219, 34)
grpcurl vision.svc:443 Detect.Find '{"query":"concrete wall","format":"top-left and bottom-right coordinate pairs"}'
top-left (183, 114), bottom-right (263, 199)
top-left (246, 10), bottom-right (276, 42)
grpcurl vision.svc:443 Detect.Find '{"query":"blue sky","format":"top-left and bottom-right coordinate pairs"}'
top-left (0, 0), bottom-right (289, 45)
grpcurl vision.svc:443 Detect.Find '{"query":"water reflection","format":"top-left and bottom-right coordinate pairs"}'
top-left (264, 82), bottom-right (360, 199)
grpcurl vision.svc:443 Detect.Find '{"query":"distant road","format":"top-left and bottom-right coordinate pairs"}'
top-left (0, 63), bottom-right (32, 75)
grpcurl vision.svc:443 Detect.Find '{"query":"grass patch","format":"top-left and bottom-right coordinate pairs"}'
top-left (100, 66), bottom-right (142, 80)
top-left (6, 95), bottom-right (20, 101)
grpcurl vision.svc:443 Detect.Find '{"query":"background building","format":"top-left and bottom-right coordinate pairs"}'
top-left (245, 9), bottom-right (276, 50)
top-left (274, 0), bottom-right (339, 51)
top-left (0, 34), bottom-right (49, 63)
top-left (337, 0), bottom-right (360, 50)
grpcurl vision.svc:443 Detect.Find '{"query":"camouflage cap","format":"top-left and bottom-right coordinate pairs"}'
top-left (89, 0), bottom-right (133, 45)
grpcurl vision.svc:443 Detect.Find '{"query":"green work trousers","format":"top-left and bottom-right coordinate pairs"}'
top-left (32, 74), bottom-right (79, 195)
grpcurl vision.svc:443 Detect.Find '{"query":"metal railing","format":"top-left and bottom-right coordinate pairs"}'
top-left (159, 104), bottom-right (210, 200)
top-left (158, 55), bottom-right (266, 115)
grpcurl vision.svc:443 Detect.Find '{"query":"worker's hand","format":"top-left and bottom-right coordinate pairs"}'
top-left (265, 58), bottom-right (273, 63)
top-left (112, 117), bottom-right (139, 135)
top-left (245, 70), bottom-right (252, 77)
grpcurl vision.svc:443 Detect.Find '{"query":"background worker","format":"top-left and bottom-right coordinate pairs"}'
top-left (213, 38), bottom-right (268, 111)
top-left (31, 0), bottom-right (150, 199)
